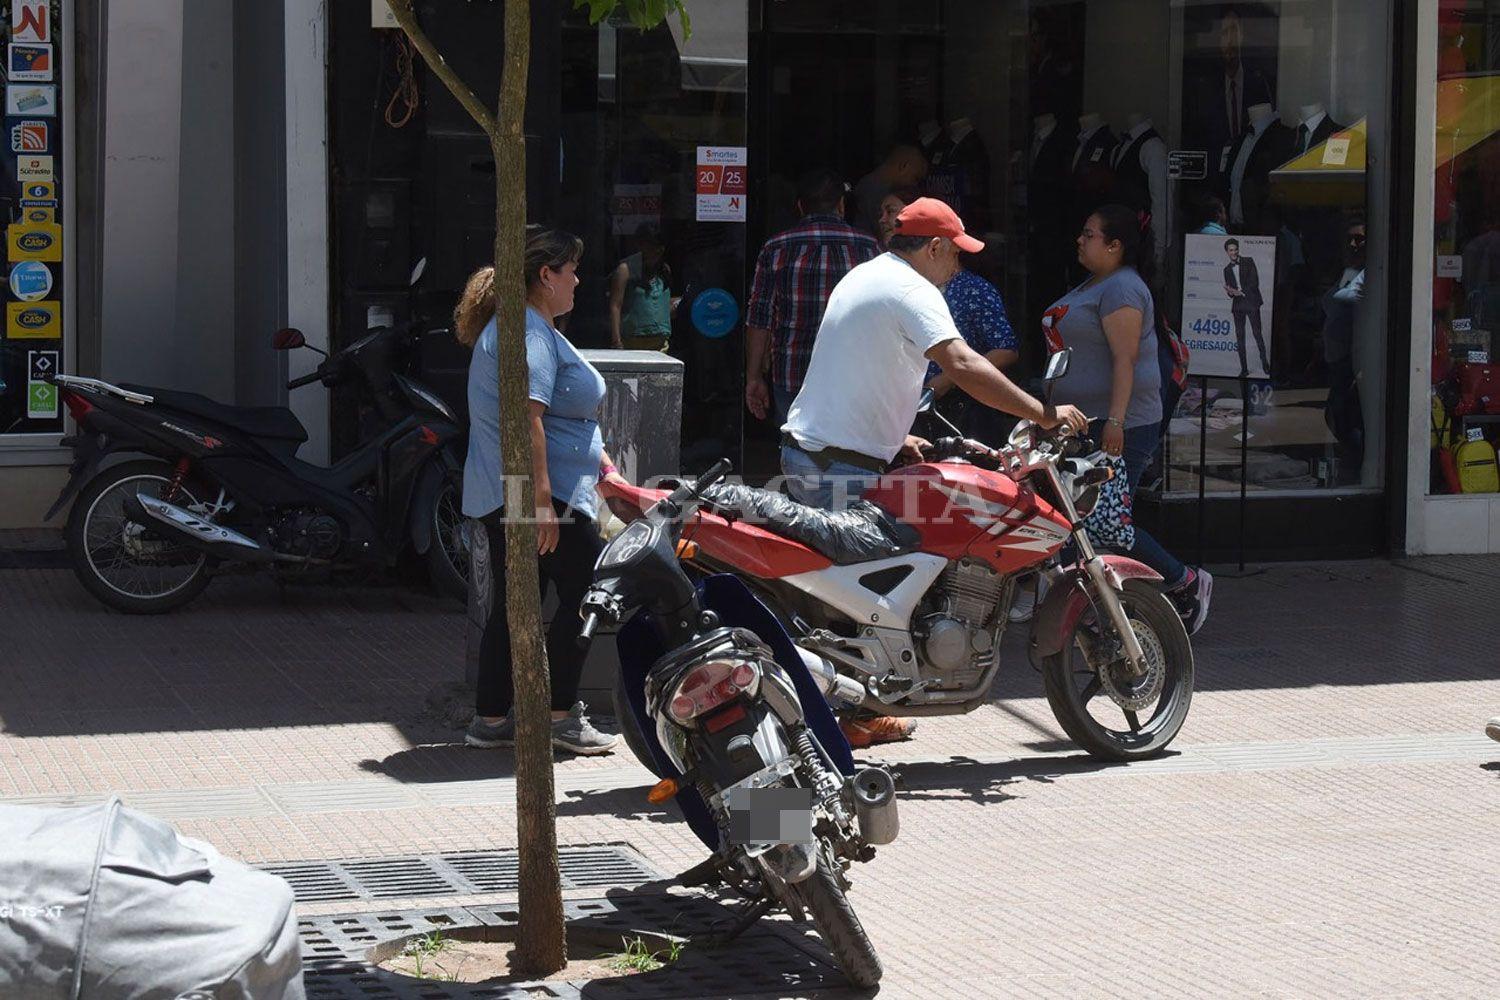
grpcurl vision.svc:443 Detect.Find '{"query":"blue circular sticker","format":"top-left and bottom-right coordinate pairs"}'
top-left (690, 288), bottom-right (739, 339)
top-left (9, 260), bottom-right (52, 301)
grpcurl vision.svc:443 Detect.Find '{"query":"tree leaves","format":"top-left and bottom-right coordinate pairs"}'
top-left (571, 0), bottom-right (691, 40)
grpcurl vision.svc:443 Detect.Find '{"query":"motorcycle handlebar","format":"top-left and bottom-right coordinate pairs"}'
top-left (577, 611), bottom-right (601, 648)
top-left (667, 458), bottom-right (733, 507)
top-left (287, 370), bottom-right (322, 390)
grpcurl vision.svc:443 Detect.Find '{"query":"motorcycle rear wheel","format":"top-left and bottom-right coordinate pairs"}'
top-left (792, 843), bottom-right (882, 989)
top-left (424, 474), bottom-right (469, 603)
top-left (1041, 578), bottom-right (1194, 761)
top-left (66, 460), bottom-right (214, 614)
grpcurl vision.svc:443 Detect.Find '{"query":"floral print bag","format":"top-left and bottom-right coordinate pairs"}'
top-left (1082, 453), bottom-right (1137, 551)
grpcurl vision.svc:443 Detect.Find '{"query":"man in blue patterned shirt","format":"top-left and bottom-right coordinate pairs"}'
top-left (745, 169), bottom-right (881, 424)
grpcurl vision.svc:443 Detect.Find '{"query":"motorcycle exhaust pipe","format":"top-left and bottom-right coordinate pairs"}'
top-left (127, 494), bottom-right (281, 564)
top-left (795, 647), bottom-right (867, 708)
top-left (851, 766), bottom-right (900, 846)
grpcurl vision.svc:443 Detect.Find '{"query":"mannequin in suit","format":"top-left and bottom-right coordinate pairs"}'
top-left (1029, 112), bottom-right (1077, 326)
top-left (1109, 113), bottom-right (1169, 264)
top-left (1223, 237), bottom-right (1270, 377)
top-left (928, 116), bottom-right (991, 233)
top-left (1070, 112), bottom-right (1116, 231)
top-left (1223, 103), bottom-right (1293, 233)
top-left (1291, 102), bottom-right (1345, 157)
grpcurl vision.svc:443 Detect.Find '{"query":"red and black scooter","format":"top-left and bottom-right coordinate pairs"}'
top-left (45, 323), bottom-right (467, 613)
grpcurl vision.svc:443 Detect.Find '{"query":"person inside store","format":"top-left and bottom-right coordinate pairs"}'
top-left (1042, 205), bottom-right (1214, 635)
top-left (852, 144), bottom-right (929, 239)
top-left (875, 187), bottom-right (922, 249)
top-left (608, 222), bottom-right (676, 351)
top-left (745, 168), bottom-right (881, 426)
top-left (780, 197), bottom-right (1085, 747)
top-left (1322, 217), bottom-right (1368, 482)
top-left (1188, 191), bottom-right (1230, 236)
top-left (459, 226), bottom-right (627, 756)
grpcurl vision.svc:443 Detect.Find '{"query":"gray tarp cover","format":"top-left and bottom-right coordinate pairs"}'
top-left (698, 483), bottom-right (917, 564)
top-left (0, 797), bottom-right (304, 999)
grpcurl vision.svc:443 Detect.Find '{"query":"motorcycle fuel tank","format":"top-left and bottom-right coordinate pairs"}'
top-left (864, 462), bottom-right (1072, 574)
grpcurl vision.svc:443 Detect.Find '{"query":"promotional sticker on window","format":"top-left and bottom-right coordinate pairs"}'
top-left (27, 350), bottom-right (59, 420)
top-left (695, 146), bottom-right (748, 223)
top-left (8, 42), bottom-right (50, 80)
top-left (6, 83), bottom-right (55, 117)
top-left (8, 301), bottom-right (60, 339)
top-left (12, 1), bottom-right (49, 43)
top-left (10, 260), bottom-right (53, 300)
top-left (8, 220), bottom-right (61, 261)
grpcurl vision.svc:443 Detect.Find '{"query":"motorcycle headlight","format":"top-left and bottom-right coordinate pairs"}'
top-left (667, 659), bottom-right (761, 727)
top-left (599, 519), bottom-right (653, 569)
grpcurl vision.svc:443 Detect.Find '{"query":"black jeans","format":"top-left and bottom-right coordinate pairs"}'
top-left (476, 500), bottom-right (603, 718)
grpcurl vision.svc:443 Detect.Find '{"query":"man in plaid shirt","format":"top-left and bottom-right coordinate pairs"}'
top-left (745, 169), bottom-right (880, 424)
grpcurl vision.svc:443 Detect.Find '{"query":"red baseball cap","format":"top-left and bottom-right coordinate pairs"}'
top-left (893, 197), bottom-right (984, 253)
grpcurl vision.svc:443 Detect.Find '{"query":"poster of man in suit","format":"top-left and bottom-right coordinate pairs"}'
top-left (1181, 3), bottom-right (1280, 184)
top-left (1181, 233), bottom-right (1277, 379)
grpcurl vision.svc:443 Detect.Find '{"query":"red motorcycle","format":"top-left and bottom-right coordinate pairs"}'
top-left (601, 351), bottom-right (1193, 761)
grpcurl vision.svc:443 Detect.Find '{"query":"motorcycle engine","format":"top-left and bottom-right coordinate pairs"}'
top-left (268, 509), bottom-right (345, 560)
top-left (916, 560), bottom-right (1012, 690)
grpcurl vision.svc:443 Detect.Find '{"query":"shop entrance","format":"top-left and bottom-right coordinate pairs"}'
top-left (749, 0), bottom-right (1401, 560)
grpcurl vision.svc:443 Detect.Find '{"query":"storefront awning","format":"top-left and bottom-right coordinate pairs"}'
top-left (668, 3), bottom-right (746, 93)
top-left (1269, 118), bottom-right (1367, 208)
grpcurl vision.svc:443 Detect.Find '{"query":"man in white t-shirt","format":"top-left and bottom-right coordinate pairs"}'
top-left (782, 198), bottom-right (1087, 509)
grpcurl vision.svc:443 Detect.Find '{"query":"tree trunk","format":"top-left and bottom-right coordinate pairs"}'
top-left (494, 0), bottom-right (566, 977)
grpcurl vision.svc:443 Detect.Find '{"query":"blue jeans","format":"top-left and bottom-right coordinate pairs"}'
top-left (1091, 419), bottom-right (1188, 589)
top-left (780, 445), bottom-right (881, 511)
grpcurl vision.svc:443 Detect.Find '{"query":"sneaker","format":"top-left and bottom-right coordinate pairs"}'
top-left (1171, 568), bottom-right (1214, 636)
top-left (551, 702), bottom-right (619, 756)
top-left (465, 715), bottom-right (515, 748)
top-left (1487, 717), bottom-right (1500, 743)
top-left (841, 716), bottom-right (918, 749)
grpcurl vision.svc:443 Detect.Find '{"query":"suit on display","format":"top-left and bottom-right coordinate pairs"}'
top-left (1220, 104), bottom-right (1294, 234)
top-left (1029, 114), bottom-right (1077, 334)
top-left (1070, 114), bottom-right (1116, 232)
top-left (1224, 253), bottom-right (1270, 377)
top-left (1109, 116), bottom-right (1169, 264)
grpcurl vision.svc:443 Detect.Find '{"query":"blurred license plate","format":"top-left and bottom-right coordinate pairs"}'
top-left (726, 785), bottom-right (813, 847)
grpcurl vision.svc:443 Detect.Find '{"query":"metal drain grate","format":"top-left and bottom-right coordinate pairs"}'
top-left (298, 895), bottom-right (845, 999)
top-left (263, 845), bottom-right (661, 904)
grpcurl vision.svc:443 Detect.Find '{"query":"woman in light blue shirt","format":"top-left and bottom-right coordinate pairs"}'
top-left (457, 226), bottom-right (626, 755)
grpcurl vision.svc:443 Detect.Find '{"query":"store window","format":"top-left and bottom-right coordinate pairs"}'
top-left (0, 0), bottom-right (66, 441)
top-left (1430, 0), bottom-right (1500, 496)
top-left (752, 0), bottom-right (1393, 522)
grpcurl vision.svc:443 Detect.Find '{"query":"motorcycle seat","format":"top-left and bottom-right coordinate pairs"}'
top-left (126, 386), bottom-right (309, 443)
top-left (698, 482), bottom-right (918, 566)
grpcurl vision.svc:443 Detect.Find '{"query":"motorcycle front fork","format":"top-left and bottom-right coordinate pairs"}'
top-left (1044, 464), bottom-right (1149, 677)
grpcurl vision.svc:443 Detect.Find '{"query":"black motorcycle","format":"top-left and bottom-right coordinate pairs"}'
top-left (45, 324), bottom-right (467, 613)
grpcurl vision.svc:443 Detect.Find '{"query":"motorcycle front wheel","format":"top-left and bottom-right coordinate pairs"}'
top-left (792, 842), bottom-right (882, 989)
top-left (1042, 577), bottom-right (1194, 761)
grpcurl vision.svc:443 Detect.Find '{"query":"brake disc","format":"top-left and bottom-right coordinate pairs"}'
top-left (1098, 616), bottom-right (1166, 711)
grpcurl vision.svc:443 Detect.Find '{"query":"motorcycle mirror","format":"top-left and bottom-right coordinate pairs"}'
top-left (1044, 348), bottom-right (1072, 383)
top-left (917, 387), bottom-right (936, 414)
top-left (272, 328), bottom-right (306, 351)
top-left (409, 257), bottom-right (427, 287)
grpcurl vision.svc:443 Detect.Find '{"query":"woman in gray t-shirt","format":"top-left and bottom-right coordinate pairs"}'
top-left (1040, 204), bottom-right (1212, 634)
